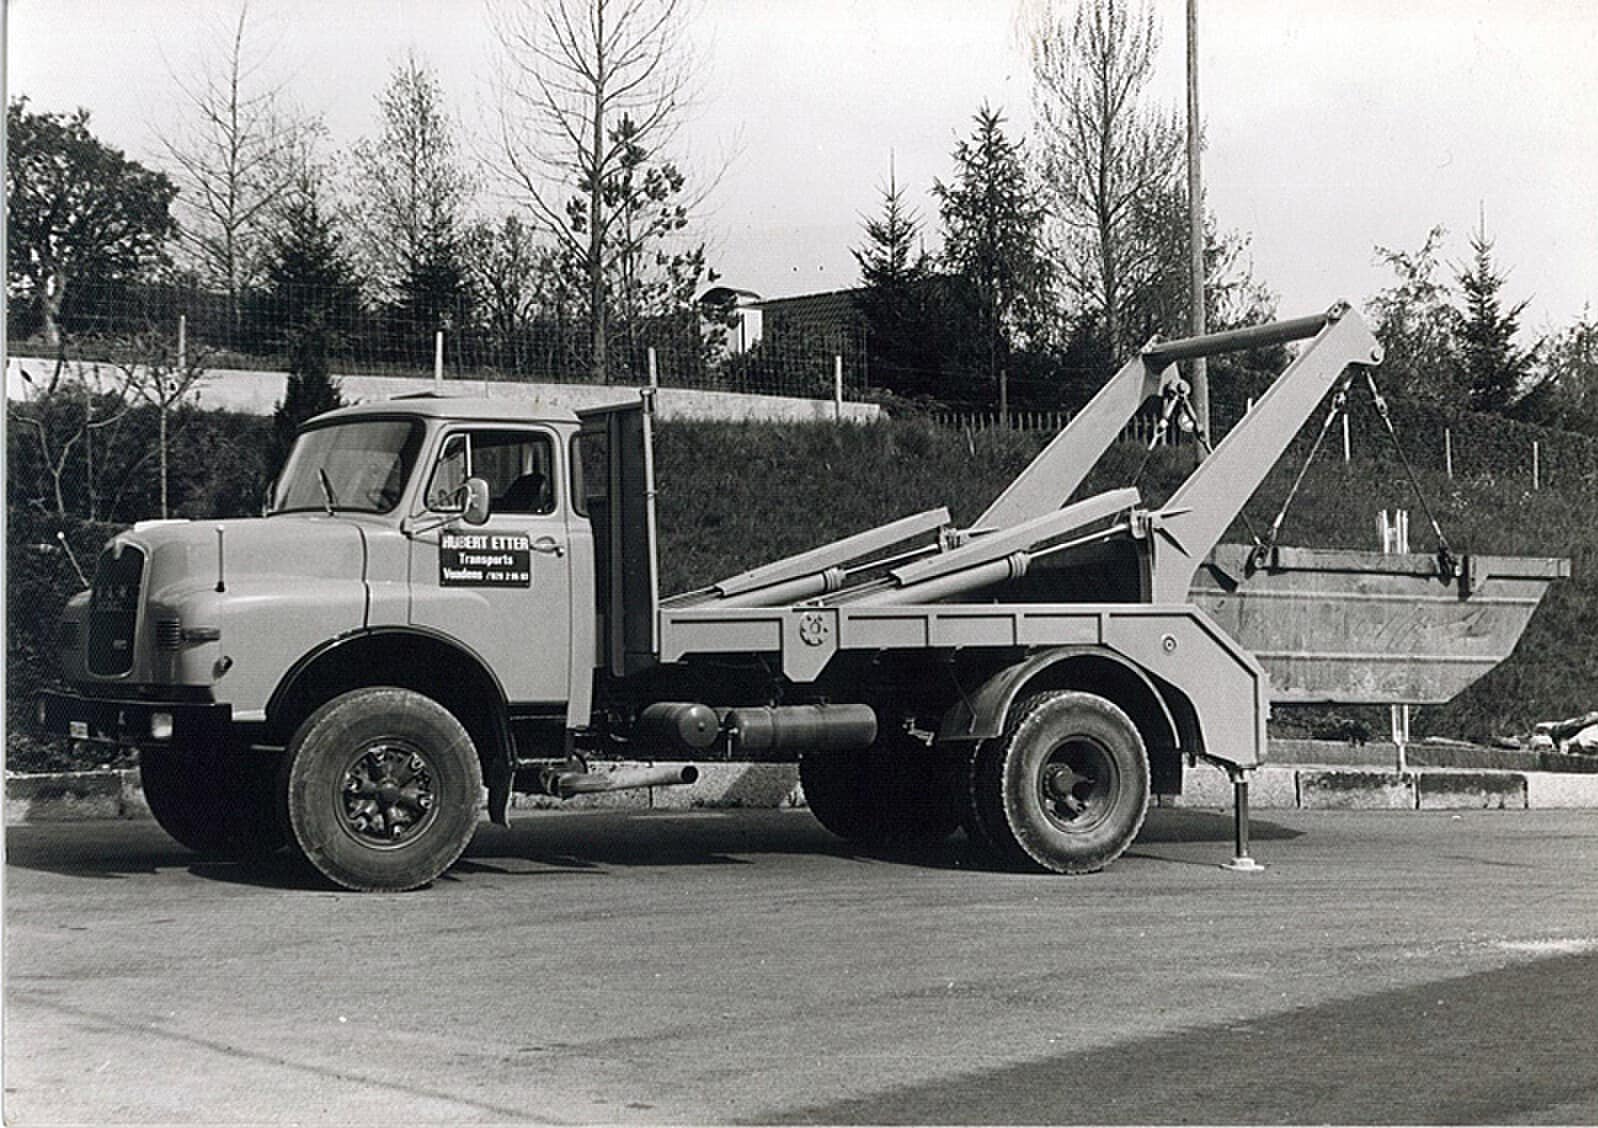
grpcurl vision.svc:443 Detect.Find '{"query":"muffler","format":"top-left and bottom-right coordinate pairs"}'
top-left (546, 763), bottom-right (700, 799)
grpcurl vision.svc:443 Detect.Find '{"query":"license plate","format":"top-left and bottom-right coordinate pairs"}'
top-left (69, 721), bottom-right (89, 740)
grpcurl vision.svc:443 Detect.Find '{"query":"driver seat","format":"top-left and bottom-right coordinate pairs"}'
top-left (499, 471), bottom-right (548, 513)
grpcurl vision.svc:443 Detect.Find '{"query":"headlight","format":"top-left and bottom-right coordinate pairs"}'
top-left (150, 712), bottom-right (175, 741)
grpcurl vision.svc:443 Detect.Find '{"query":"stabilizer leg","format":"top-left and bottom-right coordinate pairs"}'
top-left (1222, 766), bottom-right (1266, 873)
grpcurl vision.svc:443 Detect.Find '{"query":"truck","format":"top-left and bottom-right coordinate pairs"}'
top-left (36, 303), bottom-right (1570, 891)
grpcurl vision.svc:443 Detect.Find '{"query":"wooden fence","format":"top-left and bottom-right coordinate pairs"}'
top-left (929, 410), bottom-right (1181, 447)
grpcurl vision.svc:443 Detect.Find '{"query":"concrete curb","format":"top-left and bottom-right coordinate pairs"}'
top-left (5, 768), bottom-right (150, 825)
top-left (1165, 761), bottom-right (1598, 812)
top-left (1268, 738), bottom-right (1598, 774)
top-left (8, 758), bottom-right (1598, 826)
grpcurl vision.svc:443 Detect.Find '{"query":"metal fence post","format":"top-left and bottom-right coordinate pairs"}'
top-left (1380, 508), bottom-right (1411, 773)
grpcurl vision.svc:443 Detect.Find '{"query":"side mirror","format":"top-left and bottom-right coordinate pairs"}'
top-left (461, 477), bottom-right (491, 525)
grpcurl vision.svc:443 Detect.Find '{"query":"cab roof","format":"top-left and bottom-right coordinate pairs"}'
top-left (306, 393), bottom-right (594, 428)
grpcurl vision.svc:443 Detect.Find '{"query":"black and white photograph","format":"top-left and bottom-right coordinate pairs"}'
top-left (4, 0), bottom-right (1596, 1123)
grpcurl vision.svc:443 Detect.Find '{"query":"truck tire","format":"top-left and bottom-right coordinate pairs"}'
top-left (969, 690), bottom-right (1149, 874)
top-left (282, 687), bottom-right (483, 892)
top-left (140, 747), bottom-right (285, 860)
top-left (800, 747), bottom-right (962, 846)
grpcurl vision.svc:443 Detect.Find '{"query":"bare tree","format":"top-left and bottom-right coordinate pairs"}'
top-left (351, 54), bottom-right (475, 310)
top-left (1026, 0), bottom-right (1181, 355)
top-left (490, 0), bottom-right (697, 382)
top-left (118, 330), bottom-right (211, 519)
top-left (11, 356), bottom-right (140, 518)
top-left (156, 2), bottom-right (308, 326)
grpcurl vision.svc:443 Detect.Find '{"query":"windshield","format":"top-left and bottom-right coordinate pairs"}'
top-left (270, 419), bottom-right (424, 515)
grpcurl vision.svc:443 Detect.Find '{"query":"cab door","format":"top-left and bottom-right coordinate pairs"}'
top-left (408, 425), bottom-right (571, 706)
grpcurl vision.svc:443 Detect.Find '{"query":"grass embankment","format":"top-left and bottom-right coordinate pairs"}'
top-left (652, 412), bottom-right (1596, 743)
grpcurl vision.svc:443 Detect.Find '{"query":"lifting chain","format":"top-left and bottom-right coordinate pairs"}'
top-left (1130, 378), bottom-right (1193, 486)
top-left (1247, 368), bottom-right (1456, 580)
top-left (1361, 370), bottom-right (1457, 580)
top-left (1249, 372), bottom-right (1355, 570)
top-left (1135, 378), bottom-right (1265, 546)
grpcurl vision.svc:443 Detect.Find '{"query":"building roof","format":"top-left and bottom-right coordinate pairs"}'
top-left (699, 285), bottom-right (763, 307)
top-left (754, 288), bottom-right (865, 324)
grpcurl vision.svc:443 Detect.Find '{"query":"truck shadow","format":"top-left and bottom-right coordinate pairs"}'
top-left (5, 807), bottom-right (1302, 889)
top-left (455, 806), bottom-right (1303, 877)
top-left (1135, 806), bottom-right (1303, 842)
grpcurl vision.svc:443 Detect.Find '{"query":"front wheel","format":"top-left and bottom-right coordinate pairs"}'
top-left (141, 746), bottom-right (285, 860)
top-left (282, 687), bottom-right (483, 892)
top-left (969, 690), bottom-right (1149, 874)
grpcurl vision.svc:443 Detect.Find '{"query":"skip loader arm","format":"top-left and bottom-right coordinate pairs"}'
top-left (1142, 304), bottom-right (1383, 601)
top-left (976, 302), bottom-right (1384, 602)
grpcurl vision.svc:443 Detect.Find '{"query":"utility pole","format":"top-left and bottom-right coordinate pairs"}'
top-left (1187, 0), bottom-right (1210, 449)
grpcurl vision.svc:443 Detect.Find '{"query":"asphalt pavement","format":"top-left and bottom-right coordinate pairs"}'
top-left (5, 807), bottom-right (1597, 1125)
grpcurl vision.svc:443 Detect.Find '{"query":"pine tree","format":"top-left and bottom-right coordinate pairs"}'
top-left (260, 177), bottom-right (356, 471)
top-left (1457, 217), bottom-right (1534, 415)
top-left (270, 340), bottom-right (344, 475)
top-left (851, 163), bottom-right (940, 399)
top-left (933, 105), bottom-right (1054, 407)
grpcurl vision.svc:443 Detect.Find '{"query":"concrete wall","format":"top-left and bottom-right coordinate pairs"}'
top-left (5, 356), bottom-right (882, 425)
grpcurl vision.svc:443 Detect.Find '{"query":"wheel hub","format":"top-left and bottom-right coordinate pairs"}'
top-left (1037, 739), bottom-right (1115, 830)
top-left (338, 743), bottom-right (438, 847)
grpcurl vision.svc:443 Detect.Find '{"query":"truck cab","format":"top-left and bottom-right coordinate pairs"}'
top-left (40, 395), bottom-right (617, 890)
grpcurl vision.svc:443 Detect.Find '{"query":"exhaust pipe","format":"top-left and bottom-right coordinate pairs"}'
top-left (546, 763), bottom-right (700, 799)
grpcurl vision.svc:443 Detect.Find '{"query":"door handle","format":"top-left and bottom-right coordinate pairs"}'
top-left (531, 535), bottom-right (565, 558)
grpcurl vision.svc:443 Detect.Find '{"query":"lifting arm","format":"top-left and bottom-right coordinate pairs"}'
top-left (975, 347), bottom-right (1182, 530)
top-left (978, 307), bottom-right (1363, 532)
top-left (1142, 303), bottom-right (1384, 601)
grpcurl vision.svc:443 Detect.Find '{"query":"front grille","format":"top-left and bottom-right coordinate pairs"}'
top-left (154, 619), bottom-right (183, 651)
top-left (87, 545), bottom-right (145, 677)
top-left (58, 620), bottom-right (82, 650)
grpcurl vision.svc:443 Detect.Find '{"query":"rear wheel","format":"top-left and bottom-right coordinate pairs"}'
top-left (282, 687), bottom-right (483, 892)
top-left (800, 743), bottom-right (962, 846)
top-left (140, 746), bottom-right (285, 860)
top-left (970, 691), bottom-right (1149, 874)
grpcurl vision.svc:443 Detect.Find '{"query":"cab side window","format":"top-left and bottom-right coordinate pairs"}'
top-left (426, 430), bottom-right (556, 515)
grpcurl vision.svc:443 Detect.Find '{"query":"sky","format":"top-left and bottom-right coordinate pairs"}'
top-left (6, 0), bottom-right (1597, 334)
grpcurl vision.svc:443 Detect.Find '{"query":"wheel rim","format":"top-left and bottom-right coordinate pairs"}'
top-left (1035, 737), bottom-right (1119, 833)
top-left (335, 740), bottom-right (439, 849)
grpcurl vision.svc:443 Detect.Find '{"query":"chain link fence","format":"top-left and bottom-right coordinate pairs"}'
top-left (5, 278), bottom-right (876, 401)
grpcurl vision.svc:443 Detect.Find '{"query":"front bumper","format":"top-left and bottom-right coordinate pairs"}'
top-left (36, 690), bottom-right (232, 748)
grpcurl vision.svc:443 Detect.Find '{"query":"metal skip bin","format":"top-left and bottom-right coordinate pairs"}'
top-left (1189, 544), bottom-right (1571, 705)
